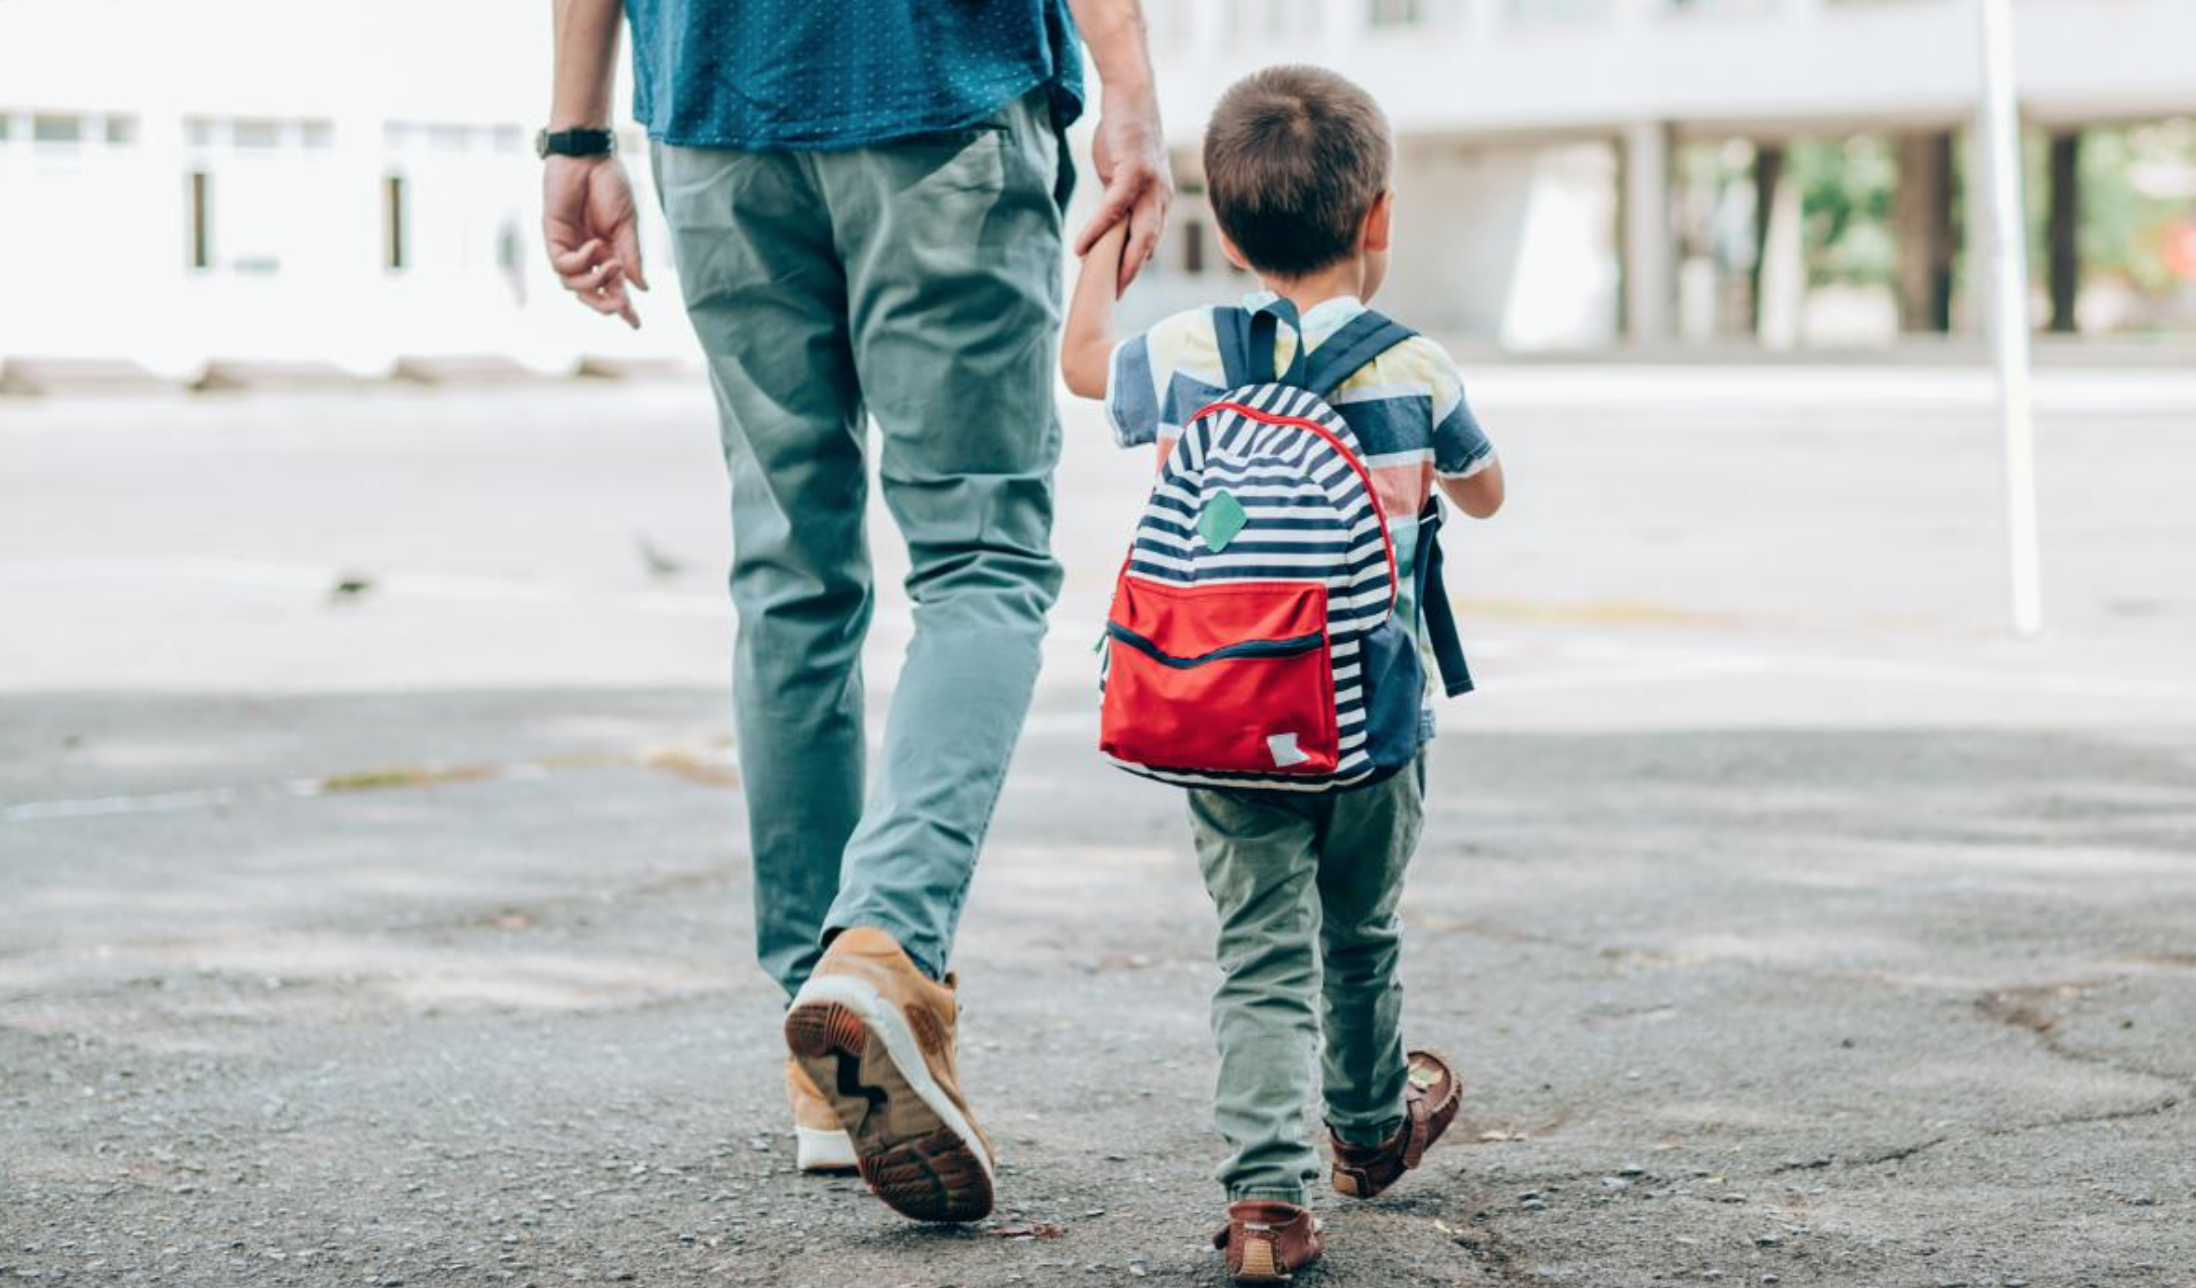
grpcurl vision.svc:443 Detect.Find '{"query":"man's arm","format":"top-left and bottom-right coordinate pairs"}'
top-left (1061, 222), bottom-right (1128, 399)
top-left (544, 0), bottom-right (647, 327)
top-left (1066, 0), bottom-right (1171, 296)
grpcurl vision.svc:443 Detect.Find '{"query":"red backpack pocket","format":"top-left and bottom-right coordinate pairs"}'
top-left (1099, 576), bottom-right (1339, 776)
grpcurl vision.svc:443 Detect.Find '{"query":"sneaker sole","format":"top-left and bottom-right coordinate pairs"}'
top-left (795, 1124), bottom-right (858, 1173)
top-left (783, 977), bottom-right (994, 1222)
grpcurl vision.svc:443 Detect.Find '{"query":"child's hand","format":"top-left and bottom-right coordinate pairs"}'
top-left (1061, 221), bottom-right (1131, 399)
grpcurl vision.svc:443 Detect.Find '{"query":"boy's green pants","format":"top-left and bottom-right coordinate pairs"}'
top-left (651, 91), bottom-right (1063, 999)
top-left (1189, 757), bottom-right (1426, 1203)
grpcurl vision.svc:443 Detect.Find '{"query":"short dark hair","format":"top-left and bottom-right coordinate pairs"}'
top-left (1202, 66), bottom-right (1392, 277)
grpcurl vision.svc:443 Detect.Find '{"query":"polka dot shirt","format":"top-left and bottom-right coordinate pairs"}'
top-left (625, 0), bottom-right (1085, 148)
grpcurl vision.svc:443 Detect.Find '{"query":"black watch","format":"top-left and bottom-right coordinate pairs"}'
top-left (536, 127), bottom-right (615, 159)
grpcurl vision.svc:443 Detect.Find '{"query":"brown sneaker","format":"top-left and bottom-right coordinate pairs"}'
top-left (782, 927), bottom-right (994, 1222)
top-left (784, 1059), bottom-right (857, 1173)
top-left (1330, 1049), bottom-right (1462, 1199)
top-left (1213, 1200), bottom-right (1324, 1284)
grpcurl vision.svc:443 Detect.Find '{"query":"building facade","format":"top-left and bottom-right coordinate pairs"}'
top-left (0, 0), bottom-right (682, 377)
top-left (1127, 0), bottom-right (2196, 348)
top-left (6, 0), bottom-right (2195, 371)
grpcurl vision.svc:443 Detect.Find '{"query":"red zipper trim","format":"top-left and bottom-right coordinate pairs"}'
top-left (1188, 399), bottom-right (1399, 616)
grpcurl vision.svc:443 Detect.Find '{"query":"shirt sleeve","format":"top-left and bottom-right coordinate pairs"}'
top-left (1427, 345), bottom-right (1496, 479)
top-left (1103, 332), bottom-right (1161, 449)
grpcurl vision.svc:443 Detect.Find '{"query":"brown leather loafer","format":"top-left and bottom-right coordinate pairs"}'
top-left (1214, 1199), bottom-right (1324, 1283)
top-left (1330, 1049), bottom-right (1461, 1199)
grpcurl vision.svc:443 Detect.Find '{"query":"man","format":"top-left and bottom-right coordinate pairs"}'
top-left (542, 0), bottom-right (1169, 1224)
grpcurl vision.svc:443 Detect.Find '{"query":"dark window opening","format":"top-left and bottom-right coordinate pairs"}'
top-left (1183, 218), bottom-right (1206, 275)
top-left (188, 171), bottom-right (211, 270)
top-left (384, 174), bottom-right (408, 271)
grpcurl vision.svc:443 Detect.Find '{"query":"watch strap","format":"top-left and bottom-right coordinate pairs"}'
top-left (537, 127), bottom-right (615, 158)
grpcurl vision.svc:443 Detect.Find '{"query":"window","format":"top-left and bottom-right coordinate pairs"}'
top-left (233, 118), bottom-right (281, 148)
top-left (188, 171), bottom-right (212, 270)
top-left (32, 114), bottom-right (82, 145)
top-left (1182, 217), bottom-right (1206, 275)
top-left (384, 174), bottom-right (408, 271)
top-left (104, 116), bottom-right (137, 146)
top-left (302, 120), bottom-right (334, 150)
top-left (1368, 0), bottom-right (1424, 26)
top-left (0, 115), bottom-right (11, 142)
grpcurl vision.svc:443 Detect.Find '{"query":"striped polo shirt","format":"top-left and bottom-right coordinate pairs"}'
top-left (1104, 291), bottom-right (1496, 659)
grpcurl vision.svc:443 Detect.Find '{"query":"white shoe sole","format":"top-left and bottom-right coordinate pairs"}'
top-left (795, 1124), bottom-right (858, 1172)
top-left (784, 972), bottom-right (995, 1220)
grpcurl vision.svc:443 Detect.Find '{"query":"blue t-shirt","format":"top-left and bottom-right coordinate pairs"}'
top-left (625, 0), bottom-right (1086, 149)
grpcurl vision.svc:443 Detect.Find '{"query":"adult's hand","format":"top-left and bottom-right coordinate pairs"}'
top-left (1075, 85), bottom-right (1172, 298)
top-left (543, 155), bottom-right (648, 328)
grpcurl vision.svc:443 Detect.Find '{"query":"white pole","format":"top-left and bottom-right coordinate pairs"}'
top-left (1976, 0), bottom-right (2043, 636)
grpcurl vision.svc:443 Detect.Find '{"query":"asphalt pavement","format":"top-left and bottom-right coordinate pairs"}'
top-left (3, 376), bottom-right (2193, 1287)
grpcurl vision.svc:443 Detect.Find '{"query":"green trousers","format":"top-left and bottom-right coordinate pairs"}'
top-left (652, 91), bottom-right (1064, 999)
top-left (1188, 757), bottom-right (1426, 1203)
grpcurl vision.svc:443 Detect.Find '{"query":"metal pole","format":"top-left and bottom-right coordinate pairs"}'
top-left (1976, 0), bottom-right (2043, 635)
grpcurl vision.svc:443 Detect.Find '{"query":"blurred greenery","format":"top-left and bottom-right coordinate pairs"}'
top-left (1792, 135), bottom-right (1897, 288)
top-left (1777, 120), bottom-right (2195, 330)
top-left (2076, 119), bottom-right (2196, 295)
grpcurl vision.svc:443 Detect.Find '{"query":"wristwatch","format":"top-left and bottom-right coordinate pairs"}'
top-left (536, 127), bottom-right (615, 159)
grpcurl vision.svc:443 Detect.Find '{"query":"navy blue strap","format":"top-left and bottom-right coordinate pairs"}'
top-left (1217, 298), bottom-right (1312, 388)
top-left (1218, 301), bottom-right (1415, 396)
top-left (1214, 307), bottom-right (1255, 389)
top-left (1246, 297), bottom-right (1307, 385)
top-left (1413, 502), bottom-right (1474, 697)
top-left (1300, 309), bottom-right (1417, 397)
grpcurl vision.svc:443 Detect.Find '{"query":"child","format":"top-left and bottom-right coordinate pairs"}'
top-left (1060, 65), bottom-right (1505, 1284)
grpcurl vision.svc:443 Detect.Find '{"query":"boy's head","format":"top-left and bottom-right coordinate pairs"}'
top-left (1202, 66), bottom-right (1393, 282)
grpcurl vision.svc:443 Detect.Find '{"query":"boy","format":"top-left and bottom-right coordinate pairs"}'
top-left (1059, 65), bottom-right (1505, 1283)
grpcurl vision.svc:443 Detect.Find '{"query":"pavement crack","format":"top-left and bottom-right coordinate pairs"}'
top-left (1976, 979), bottom-right (2196, 1092)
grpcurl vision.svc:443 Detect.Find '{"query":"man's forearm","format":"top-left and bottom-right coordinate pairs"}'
top-left (1067, 0), bottom-right (1153, 96)
top-left (552, 0), bottom-right (625, 128)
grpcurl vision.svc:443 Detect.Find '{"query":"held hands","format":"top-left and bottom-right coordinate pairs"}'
top-left (543, 155), bottom-right (649, 328)
top-left (1075, 87), bottom-right (1171, 298)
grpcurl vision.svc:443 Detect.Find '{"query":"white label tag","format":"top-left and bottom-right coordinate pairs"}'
top-left (1267, 733), bottom-right (1310, 767)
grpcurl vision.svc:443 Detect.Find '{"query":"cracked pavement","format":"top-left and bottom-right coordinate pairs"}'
top-left (4, 382), bottom-right (2195, 1286)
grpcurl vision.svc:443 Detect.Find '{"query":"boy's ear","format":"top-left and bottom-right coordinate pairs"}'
top-left (1363, 189), bottom-right (1394, 254)
top-left (1217, 229), bottom-right (1251, 273)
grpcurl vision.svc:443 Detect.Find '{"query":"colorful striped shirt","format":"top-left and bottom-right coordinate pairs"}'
top-left (1104, 292), bottom-right (1496, 661)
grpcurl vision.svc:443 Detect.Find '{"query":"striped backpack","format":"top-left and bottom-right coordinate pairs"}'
top-left (1099, 299), bottom-right (1472, 793)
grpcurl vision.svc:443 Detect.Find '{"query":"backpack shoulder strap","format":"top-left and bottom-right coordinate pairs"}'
top-left (1301, 309), bottom-right (1418, 399)
top-left (1213, 307), bottom-right (1256, 390)
top-left (1413, 501), bottom-right (1475, 697)
top-left (1215, 298), bottom-right (1309, 389)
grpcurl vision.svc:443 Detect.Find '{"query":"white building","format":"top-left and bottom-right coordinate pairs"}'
top-left (0, 0), bottom-right (683, 378)
top-left (6, 0), bottom-right (2194, 374)
top-left (1132, 0), bottom-right (2196, 348)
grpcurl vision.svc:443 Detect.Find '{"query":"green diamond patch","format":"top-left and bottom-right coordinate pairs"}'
top-left (1199, 489), bottom-right (1249, 552)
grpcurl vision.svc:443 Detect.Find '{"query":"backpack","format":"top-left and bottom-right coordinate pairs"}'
top-left (1098, 298), bottom-right (1472, 793)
